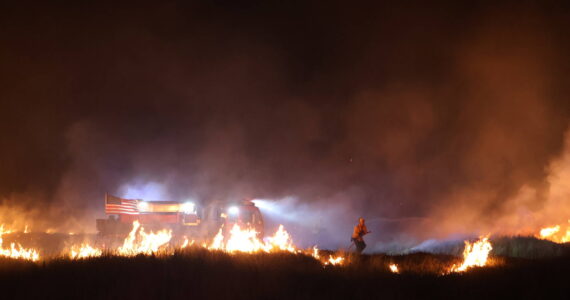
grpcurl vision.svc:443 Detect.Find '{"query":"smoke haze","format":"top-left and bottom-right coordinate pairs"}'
top-left (1, 1), bottom-right (569, 248)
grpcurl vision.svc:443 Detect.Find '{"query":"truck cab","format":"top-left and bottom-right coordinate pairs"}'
top-left (224, 200), bottom-right (264, 237)
top-left (201, 200), bottom-right (264, 238)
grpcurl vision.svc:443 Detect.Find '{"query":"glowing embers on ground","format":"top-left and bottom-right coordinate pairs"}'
top-left (117, 220), bottom-right (172, 256)
top-left (0, 225), bottom-right (40, 261)
top-left (450, 236), bottom-right (493, 273)
top-left (389, 263), bottom-right (399, 273)
top-left (537, 220), bottom-right (570, 244)
top-left (310, 246), bottom-right (344, 266)
top-left (324, 255), bottom-right (344, 266)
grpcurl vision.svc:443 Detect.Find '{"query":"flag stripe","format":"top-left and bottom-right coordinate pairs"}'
top-left (105, 194), bottom-right (139, 215)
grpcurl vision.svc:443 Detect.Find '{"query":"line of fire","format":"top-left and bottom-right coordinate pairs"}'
top-left (0, 192), bottom-right (568, 274)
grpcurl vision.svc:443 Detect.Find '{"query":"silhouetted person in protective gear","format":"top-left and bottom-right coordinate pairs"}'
top-left (351, 218), bottom-right (370, 254)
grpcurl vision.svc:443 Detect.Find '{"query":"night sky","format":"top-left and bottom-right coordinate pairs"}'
top-left (1, 1), bottom-right (570, 245)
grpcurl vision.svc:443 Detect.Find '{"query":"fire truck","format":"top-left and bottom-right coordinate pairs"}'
top-left (96, 194), bottom-right (264, 237)
top-left (96, 194), bottom-right (201, 235)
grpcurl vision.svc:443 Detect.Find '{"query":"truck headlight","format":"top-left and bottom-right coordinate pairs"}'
top-left (228, 206), bottom-right (239, 215)
top-left (181, 202), bottom-right (195, 214)
top-left (137, 201), bottom-right (149, 212)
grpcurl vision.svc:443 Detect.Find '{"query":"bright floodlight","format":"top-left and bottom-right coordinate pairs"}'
top-left (228, 206), bottom-right (239, 215)
top-left (137, 201), bottom-right (149, 212)
top-left (181, 202), bottom-right (195, 214)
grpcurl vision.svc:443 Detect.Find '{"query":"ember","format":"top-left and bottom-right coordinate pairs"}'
top-left (389, 264), bottom-right (399, 273)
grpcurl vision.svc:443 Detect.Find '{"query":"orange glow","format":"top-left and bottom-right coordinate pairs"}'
top-left (70, 243), bottom-right (102, 259)
top-left (117, 221), bottom-right (172, 256)
top-left (450, 236), bottom-right (492, 272)
top-left (180, 236), bottom-right (194, 249)
top-left (224, 224), bottom-right (266, 253)
top-left (389, 264), bottom-right (399, 273)
top-left (0, 221), bottom-right (340, 267)
top-left (264, 225), bottom-right (296, 253)
top-left (208, 224), bottom-right (295, 254)
top-left (311, 246), bottom-right (320, 259)
top-left (208, 228), bottom-right (225, 250)
top-left (324, 255), bottom-right (344, 266)
top-left (0, 225), bottom-right (40, 261)
top-left (537, 221), bottom-right (570, 243)
top-left (205, 224), bottom-right (347, 266)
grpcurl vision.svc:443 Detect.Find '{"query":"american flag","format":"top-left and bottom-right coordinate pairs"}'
top-left (105, 194), bottom-right (139, 215)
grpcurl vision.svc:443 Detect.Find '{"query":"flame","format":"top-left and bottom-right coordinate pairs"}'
top-left (208, 228), bottom-right (225, 250)
top-left (311, 246), bottom-right (320, 259)
top-left (537, 221), bottom-right (570, 243)
top-left (450, 236), bottom-right (492, 272)
top-left (310, 246), bottom-right (345, 266)
top-left (117, 221), bottom-right (172, 256)
top-left (206, 224), bottom-right (346, 266)
top-left (70, 243), bottom-right (102, 259)
top-left (389, 264), bottom-right (399, 273)
top-left (180, 237), bottom-right (195, 249)
top-left (264, 225), bottom-right (296, 253)
top-left (24, 225), bottom-right (29, 234)
top-left (224, 224), bottom-right (266, 253)
top-left (208, 224), bottom-right (296, 254)
top-left (540, 225), bottom-right (560, 237)
top-left (0, 225), bottom-right (40, 261)
top-left (324, 255), bottom-right (344, 266)
top-left (0, 221), bottom-right (348, 267)
top-left (181, 237), bottom-right (195, 249)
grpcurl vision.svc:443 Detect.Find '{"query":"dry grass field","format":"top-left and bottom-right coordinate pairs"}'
top-left (0, 241), bottom-right (568, 300)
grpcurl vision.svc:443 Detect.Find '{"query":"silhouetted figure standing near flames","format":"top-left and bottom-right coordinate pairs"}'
top-left (351, 217), bottom-right (370, 254)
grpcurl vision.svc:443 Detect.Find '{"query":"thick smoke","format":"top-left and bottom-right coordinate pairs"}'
top-left (0, 1), bottom-right (569, 249)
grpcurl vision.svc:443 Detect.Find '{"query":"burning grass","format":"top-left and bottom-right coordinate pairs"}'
top-left (0, 222), bottom-right (568, 298)
top-left (537, 220), bottom-right (570, 244)
top-left (449, 236), bottom-right (493, 272)
top-left (0, 225), bottom-right (40, 261)
top-left (0, 249), bottom-right (567, 299)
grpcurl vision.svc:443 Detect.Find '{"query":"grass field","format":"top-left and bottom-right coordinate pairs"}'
top-left (0, 245), bottom-right (568, 300)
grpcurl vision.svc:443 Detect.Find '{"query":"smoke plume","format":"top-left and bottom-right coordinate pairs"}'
top-left (0, 1), bottom-right (569, 249)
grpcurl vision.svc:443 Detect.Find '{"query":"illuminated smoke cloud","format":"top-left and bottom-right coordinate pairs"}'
top-left (0, 2), bottom-right (569, 242)
top-left (119, 182), bottom-right (170, 201)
